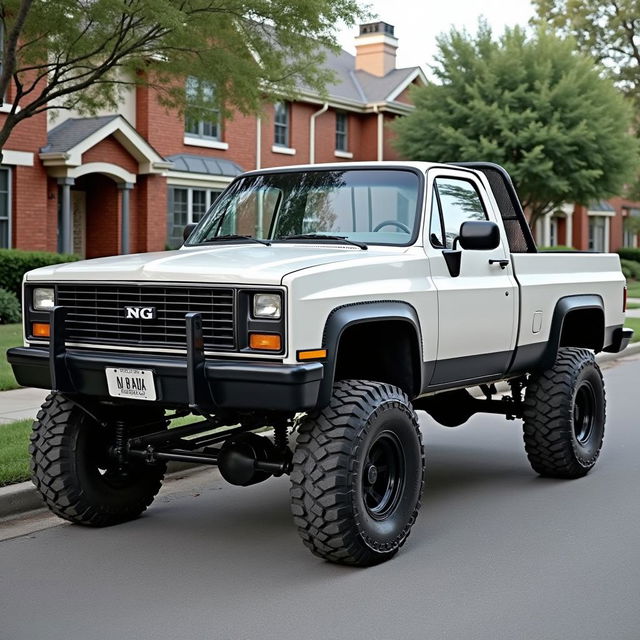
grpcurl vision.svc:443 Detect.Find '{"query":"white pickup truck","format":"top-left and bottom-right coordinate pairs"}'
top-left (8, 161), bottom-right (632, 566)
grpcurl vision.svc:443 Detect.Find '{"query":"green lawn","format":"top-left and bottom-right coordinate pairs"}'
top-left (625, 317), bottom-right (640, 343)
top-left (627, 280), bottom-right (640, 299)
top-left (0, 418), bottom-right (32, 487)
top-left (0, 323), bottom-right (22, 391)
top-left (628, 302), bottom-right (640, 310)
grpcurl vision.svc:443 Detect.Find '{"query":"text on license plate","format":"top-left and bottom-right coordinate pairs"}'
top-left (105, 368), bottom-right (156, 401)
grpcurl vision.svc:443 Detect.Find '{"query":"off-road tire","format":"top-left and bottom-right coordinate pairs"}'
top-left (523, 348), bottom-right (606, 479)
top-left (290, 380), bottom-right (425, 566)
top-left (30, 393), bottom-right (167, 526)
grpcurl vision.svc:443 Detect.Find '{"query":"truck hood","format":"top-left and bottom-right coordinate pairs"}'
top-left (25, 244), bottom-right (407, 286)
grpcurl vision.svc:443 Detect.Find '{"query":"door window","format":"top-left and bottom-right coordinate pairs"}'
top-left (433, 178), bottom-right (487, 248)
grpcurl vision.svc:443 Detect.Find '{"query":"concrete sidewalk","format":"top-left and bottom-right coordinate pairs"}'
top-left (0, 387), bottom-right (48, 424)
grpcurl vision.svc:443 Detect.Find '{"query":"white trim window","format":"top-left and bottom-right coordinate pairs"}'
top-left (167, 186), bottom-right (222, 249)
top-left (185, 77), bottom-right (221, 141)
top-left (274, 102), bottom-right (289, 147)
top-left (0, 167), bottom-right (10, 248)
top-left (335, 112), bottom-right (348, 152)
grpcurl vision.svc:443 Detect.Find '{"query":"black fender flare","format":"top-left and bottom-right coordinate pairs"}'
top-left (317, 300), bottom-right (423, 408)
top-left (537, 294), bottom-right (604, 370)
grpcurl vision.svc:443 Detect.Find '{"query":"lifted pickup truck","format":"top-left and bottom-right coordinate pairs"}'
top-left (8, 161), bottom-right (632, 566)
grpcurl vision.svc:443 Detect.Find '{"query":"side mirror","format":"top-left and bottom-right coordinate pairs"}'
top-left (183, 222), bottom-right (197, 243)
top-left (457, 220), bottom-right (500, 251)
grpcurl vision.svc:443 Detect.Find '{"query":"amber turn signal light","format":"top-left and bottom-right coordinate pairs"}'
top-left (249, 333), bottom-right (281, 351)
top-left (297, 349), bottom-right (327, 361)
top-left (32, 322), bottom-right (50, 338)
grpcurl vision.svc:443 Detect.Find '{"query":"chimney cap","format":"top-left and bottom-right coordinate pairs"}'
top-left (359, 22), bottom-right (395, 38)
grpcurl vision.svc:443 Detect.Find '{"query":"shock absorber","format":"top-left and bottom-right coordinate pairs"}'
top-left (114, 420), bottom-right (129, 476)
top-left (274, 420), bottom-right (289, 452)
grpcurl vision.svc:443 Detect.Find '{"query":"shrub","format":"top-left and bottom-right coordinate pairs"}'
top-left (618, 248), bottom-right (640, 263)
top-left (0, 287), bottom-right (21, 324)
top-left (0, 250), bottom-right (79, 299)
top-left (621, 259), bottom-right (640, 280)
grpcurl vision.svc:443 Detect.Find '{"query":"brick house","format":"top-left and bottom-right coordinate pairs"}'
top-left (0, 21), bottom-right (428, 257)
top-left (0, 20), bottom-right (637, 256)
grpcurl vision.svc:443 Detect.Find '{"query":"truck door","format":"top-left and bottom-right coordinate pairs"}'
top-left (425, 168), bottom-right (518, 386)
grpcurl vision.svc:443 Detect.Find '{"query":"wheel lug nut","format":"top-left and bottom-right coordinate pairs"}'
top-left (367, 465), bottom-right (378, 484)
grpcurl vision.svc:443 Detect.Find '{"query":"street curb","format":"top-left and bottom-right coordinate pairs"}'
top-left (0, 460), bottom-right (204, 521)
top-left (1, 343), bottom-right (639, 521)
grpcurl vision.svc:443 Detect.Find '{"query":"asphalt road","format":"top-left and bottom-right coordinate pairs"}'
top-left (1, 356), bottom-right (640, 640)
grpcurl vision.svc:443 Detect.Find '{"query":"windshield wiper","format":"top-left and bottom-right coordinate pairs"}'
top-left (277, 234), bottom-right (367, 250)
top-left (201, 234), bottom-right (271, 246)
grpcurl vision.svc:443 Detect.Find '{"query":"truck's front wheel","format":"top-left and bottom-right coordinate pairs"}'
top-left (522, 348), bottom-right (606, 478)
top-left (290, 380), bottom-right (425, 566)
top-left (30, 393), bottom-right (167, 526)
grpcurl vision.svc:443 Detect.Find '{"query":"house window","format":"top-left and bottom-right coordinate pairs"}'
top-left (0, 167), bottom-right (10, 249)
top-left (623, 211), bottom-right (639, 248)
top-left (274, 102), bottom-right (289, 147)
top-left (167, 186), bottom-right (222, 249)
top-left (336, 112), bottom-right (348, 151)
top-left (185, 77), bottom-right (221, 140)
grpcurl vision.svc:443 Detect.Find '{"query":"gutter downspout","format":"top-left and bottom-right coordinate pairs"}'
top-left (373, 105), bottom-right (384, 161)
top-left (255, 116), bottom-right (261, 170)
top-left (309, 102), bottom-right (329, 164)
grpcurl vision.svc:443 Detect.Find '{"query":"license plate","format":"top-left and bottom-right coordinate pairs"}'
top-left (105, 368), bottom-right (156, 401)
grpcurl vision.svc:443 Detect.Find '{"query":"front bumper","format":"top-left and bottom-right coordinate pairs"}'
top-left (7, 309), bottom-right (323, 412)
top-left (8, 346), bottom-right (323, 411)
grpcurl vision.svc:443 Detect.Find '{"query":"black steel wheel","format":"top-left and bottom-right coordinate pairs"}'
top-left (523, 348), bottom-right (606, 479)
top-left (30, 393), bottom-right (167, 526)
top-left (290, 380), bottom-right (425, 566)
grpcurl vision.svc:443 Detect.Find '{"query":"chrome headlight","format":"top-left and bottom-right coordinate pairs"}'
top-left (253, 293), bottom-right (281, 319)
top-left (33, 287), bottom-right (55, 311)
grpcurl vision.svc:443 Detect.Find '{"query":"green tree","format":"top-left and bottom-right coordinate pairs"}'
top-left (393, 24), bottom-right (639, 227)
top-left (0, 0), bottom-right (366, 153)
top-left (532, 1), bottom-right (640, 103)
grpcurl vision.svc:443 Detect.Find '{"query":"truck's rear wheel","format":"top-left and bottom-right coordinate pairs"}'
top-left (290, 380), bottom-right (425, 566)
top-left (30, 393), bottom-right (167, 526)
top-left (522, 348), bottom-right (606, 478)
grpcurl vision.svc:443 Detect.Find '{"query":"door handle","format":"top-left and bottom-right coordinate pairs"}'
top-left (489, 259), bottom-right (509, 269)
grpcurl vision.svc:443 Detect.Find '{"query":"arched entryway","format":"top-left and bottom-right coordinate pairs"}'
top-left (41, 114), bottom-right (171, 257)
top-left (56, 162), bottom-right (135, 258)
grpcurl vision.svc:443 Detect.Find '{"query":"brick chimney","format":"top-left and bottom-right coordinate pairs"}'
top-left (355, 22), bottom-right (398, 77)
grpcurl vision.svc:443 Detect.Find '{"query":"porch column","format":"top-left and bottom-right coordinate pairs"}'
top-left (118, 182), bottom-right (134, 255)
top-left (565, 209), bottom-right (573, 248)
top-left (57, 178), bottom-right (75, 254)
top-left (543, 212), bottom-right (552, 247)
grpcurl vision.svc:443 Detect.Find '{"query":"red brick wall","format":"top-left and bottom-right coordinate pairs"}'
top-left (80, 174), bottom-right (120, 258)
top-left (137, 85), bottom-right (259, 171)
top-left (136, 174), bottom-right (167, 252)
top-left (572, 205), bottom-right (590, 251)
top-left (83, 136), bottom-right (138, 174)
top-left (0, 75), bottom-right (50, 251)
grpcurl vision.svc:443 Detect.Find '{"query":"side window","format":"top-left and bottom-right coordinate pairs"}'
top-left (435, 178), bottom-right (486, 248)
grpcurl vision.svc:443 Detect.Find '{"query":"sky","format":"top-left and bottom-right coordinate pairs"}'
top-left (337, 0), bottom-right (535, 71)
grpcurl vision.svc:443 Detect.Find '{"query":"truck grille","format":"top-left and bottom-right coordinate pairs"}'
top-left (57, 284), bottom-right (236, 351)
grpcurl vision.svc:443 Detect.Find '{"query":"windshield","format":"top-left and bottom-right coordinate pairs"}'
top-left (186, 169), bottom-right (422, 246)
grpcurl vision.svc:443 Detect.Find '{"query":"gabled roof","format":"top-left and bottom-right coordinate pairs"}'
top-left (165, 153), bottom-right (244, 177)
top-left (40, 115), bottom-right (171, 174)
top-left (41, 115), bottom-right (120, 154)
top-left (300, 47), bottom-right (426, 110)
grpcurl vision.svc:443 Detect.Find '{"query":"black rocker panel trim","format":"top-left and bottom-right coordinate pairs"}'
top-left (319, 301), bottom-right (423, 407)
top-left (426, 349), bottom-right (513, 389)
